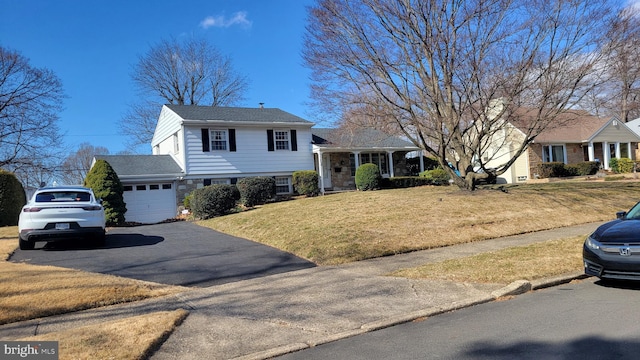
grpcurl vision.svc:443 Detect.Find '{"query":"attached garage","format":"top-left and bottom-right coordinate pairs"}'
top-left (92, 154), bottom-right (184, 224)
top-left (122, 183), bottom-right (177, 223)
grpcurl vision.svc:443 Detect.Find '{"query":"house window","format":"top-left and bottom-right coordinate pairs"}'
top-left (359, 152), bottom-right (389, 174)
top-left (123, 185), bottom-right (133, 191)
top-left (350, 153), bottom-right (356, 176)
top-left (162, 184), bottom-right (172, 190)
top-left (275, 131), bottom-right (290, 150)
top-left (275, 177), bottom-right (292, 194)
top-left (543, 145), bottom-right (566, 163)
top-left (173, 133), bottom-right (179, 154)
top-left (150, 184), bottom-right (160, 190)
top-left (136, 185), bottom-right (146, 191)
top-left (211, 130), bottom-right (228, 151)
top-left (204, 178), bottom-right (230, 186)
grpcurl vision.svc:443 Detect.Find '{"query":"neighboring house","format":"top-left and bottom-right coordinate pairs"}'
top-left (92, 104), bottom-right (421, 223)
top-left (484, 108), bottom-right (640, 184)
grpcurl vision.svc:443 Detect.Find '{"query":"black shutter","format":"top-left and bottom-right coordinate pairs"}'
top-left (290, 129), bottom-right (297, 151)
top-left (267, 129), bottom-right (274, 151)
top-left (201, 129), bottom-right (210, 152)
top-left (229, 129), bottom-right (237, 152)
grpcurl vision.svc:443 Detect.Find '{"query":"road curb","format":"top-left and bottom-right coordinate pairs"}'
top-left (238, 273), bottom-right (590, 360)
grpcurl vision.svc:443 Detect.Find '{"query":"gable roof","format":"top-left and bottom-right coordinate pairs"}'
top-left (508, 108), bottom-right (636, 143)
top-left (311, 128), bottom-right (419, 150)
top-left (165, 104), bottom-right (314, 126)
top-left (94, 155), bottom-right (183, 178)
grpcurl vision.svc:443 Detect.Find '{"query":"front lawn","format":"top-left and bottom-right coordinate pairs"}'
top-left (198, 182), bottom-right (640, 265)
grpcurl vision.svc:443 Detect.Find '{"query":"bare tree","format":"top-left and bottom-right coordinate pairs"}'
top-left (590, 6), bottom-right (640, 122)
top-left (0, 46), bottom-right (65, 169)
top-left (121, 37), bottom-right (250, 150)
top-left (304, 0), bottom-right (614, 190)
top-left (59, 142), bottom-right (110, 185)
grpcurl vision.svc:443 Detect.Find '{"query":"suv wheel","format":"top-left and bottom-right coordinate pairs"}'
top-left (19, 238), bottom-right (35, 250)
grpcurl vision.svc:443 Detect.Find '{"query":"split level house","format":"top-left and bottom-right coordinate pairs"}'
top-left (483, 107), bottom-right (640, 184)
top-left (94, 104), bottom-right (421, 223)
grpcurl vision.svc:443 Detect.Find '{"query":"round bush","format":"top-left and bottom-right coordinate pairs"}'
top-left (0, 170), bottom-right (26, 226)
top-left (355, 163), bottom-right (381, 191)
top-left (292, 170), bottom-right (319, 197)
top-left (191, 184), bottom-right (238, 219)
top-left (236, 177), bottom-right (276, 207)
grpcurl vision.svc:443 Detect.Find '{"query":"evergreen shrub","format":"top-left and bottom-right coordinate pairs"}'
top-left (191, 184), bottom-right (238, 219)
top-left (84, 160), bottom-right (127, 225)
top-left (355, 163), bottom-right (381, 191)
top-left (419, 168), bottom-right (450, 185)
top-left (292, 170), bottom-right (319, 197)
top-left (236, 177), bottom-right (276, 207)
top-left (0, 170), bottom-right (26, 226)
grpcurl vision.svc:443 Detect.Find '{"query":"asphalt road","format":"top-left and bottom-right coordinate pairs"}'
top-left (10, 221), bottom-right (315, 287)
top-left (276, 278), bottom-right (640, 360)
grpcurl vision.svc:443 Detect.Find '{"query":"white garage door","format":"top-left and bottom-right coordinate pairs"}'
top-left (122, 183), bottom-right (176, 223)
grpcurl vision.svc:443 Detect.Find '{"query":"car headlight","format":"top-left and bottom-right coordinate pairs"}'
top-left (585, 235), bottom-right (601, 251)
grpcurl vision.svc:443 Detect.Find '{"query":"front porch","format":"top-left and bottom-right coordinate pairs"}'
top-left (313, 151), bottom-right (424, 192)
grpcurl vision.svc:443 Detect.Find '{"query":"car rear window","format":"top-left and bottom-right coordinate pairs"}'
top-left (35, 191), bottom-right (91, 202)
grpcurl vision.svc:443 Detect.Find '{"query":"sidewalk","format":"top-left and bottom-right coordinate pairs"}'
top-left (0, 222), bottom-right (600, 360)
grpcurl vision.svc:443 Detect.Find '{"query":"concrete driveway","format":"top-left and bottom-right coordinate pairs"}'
top-left (9, 221), bottom-right (315, 287)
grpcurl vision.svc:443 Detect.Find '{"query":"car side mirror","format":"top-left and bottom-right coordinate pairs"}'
top-left (616, 211), bottom-right (627, 219)
top-left (97, 198), bottom-right (103, 204)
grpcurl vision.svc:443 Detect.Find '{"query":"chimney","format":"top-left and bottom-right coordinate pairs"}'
top-left (259, 102), bottom-right (264, 109)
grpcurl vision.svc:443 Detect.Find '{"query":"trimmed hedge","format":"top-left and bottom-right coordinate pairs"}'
top-left (191, 184), bottom-right (238, 219)
top-left (236, 176), bottom-right (276, 207)
top-left (292, 170), bottom-right (319, 197)
top-left (381, 176), bottom-right (432, 189)
top-left (419, 168), bottom-right (450, 185)
top-left (84, 159), bottom-right (127, 225)
top-left (0, 170), bottom-right (26, 226)
top-left (355, 163), bottom-right (381, 191)
top-left (537, 161), bottom-right (600, 178)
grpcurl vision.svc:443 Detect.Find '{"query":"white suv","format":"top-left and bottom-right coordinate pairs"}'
top-left (18, 186), bottom-right (106, 250)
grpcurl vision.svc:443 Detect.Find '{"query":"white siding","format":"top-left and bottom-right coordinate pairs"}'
top-left (152, 106), bottom-right (183, 148)
top-left (184, 125), bottom-right (314, 176)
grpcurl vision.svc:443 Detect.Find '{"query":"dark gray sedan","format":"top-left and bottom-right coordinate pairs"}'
top-left (584, 202), bottom-right (640, 280)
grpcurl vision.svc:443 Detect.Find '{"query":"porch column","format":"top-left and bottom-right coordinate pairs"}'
top-left (353, 151), bottom-right (361, 170)
top-left (419, 152), bottom-right (425, 172)
top-left (387, 151), bottom-right (395, 178)
top-left (317, 151), bottom-right (325, 195)
top-left (615, 142), bottom-right (621, 159)
top-left (587, 142), bottom-right (595, 161)
top-left (603, 141), bottom-right (610, 169)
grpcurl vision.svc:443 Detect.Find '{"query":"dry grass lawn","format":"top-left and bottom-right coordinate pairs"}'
top-left (200, 181), bottom-right (640, 265)
top-left (20, 309), bottom-right (188, 360)
top-left (0, 226), bottom-right (190, 359)
top-left (391, 235), bottom-right (586, 284)
top-left (0, 226), bottom-right (187, 325)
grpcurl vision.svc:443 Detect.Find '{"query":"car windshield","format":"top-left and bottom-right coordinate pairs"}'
top-left (35, 191), bottom-right (91, 203)
top-left (625, 202), bottom-right (640, 220)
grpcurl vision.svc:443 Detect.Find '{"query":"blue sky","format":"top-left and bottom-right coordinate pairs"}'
top-left (1, 0), bottom-right (316, 154)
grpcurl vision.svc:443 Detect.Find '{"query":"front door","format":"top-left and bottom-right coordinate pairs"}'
top-left (322, 153), bottom-right (332, 189)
